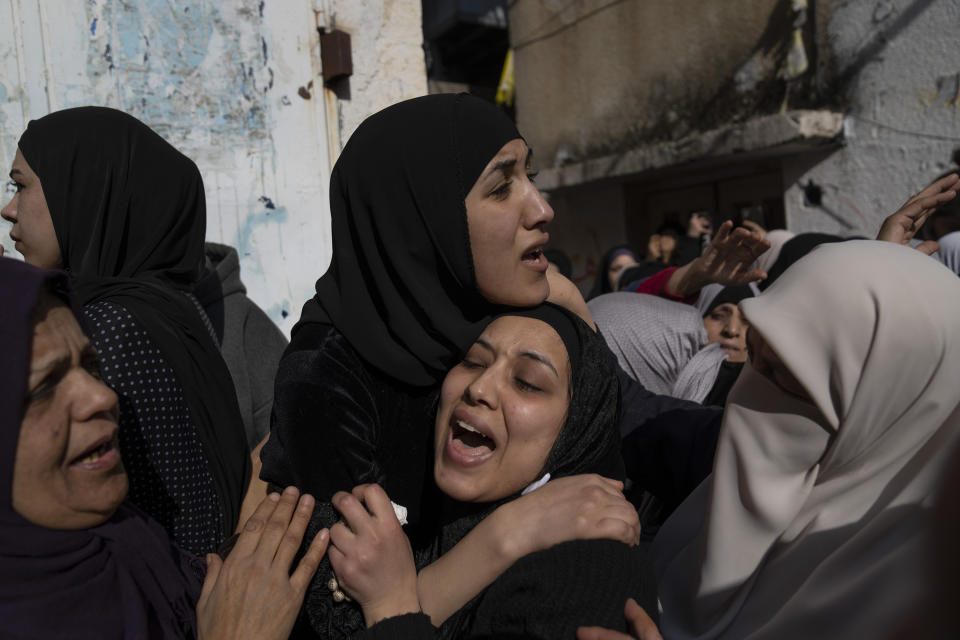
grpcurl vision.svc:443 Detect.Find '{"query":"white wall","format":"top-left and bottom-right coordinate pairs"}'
top-left (0, 0), bottom-right (427, 334)
top-left (784, 0), bottom-right (960, 236)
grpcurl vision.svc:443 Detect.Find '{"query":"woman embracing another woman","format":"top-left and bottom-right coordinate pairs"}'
top-left (259, 94), bottom-right (641, 636)
top-left (326, 303), bottom-right (658, 638)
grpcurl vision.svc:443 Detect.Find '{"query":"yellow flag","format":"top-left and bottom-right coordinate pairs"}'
top-left (495, 49), bottom-right (515, 107)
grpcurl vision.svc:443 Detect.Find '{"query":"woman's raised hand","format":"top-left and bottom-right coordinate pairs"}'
top-left (667, 220), bottom-right (770, 297)
top-left (329, 484), bottom-right (421, 628)
top-left (197, 486), bottom-right (329, 640)
top-left (878, 173), bottom-right (958, 255)
top-left (493, 474), bottom-right (641, 560)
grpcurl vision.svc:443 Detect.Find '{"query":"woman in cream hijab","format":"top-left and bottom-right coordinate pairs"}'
top-left (653, 240), bottom-right (960, 640)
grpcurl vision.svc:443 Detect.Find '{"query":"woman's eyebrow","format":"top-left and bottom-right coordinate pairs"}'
top-left (475, 338), bottom-right (495, 353)
top-left (519, 351), bottom-right (558, 378)
top-left (9, 168), bottom-right (23, 179)
top-left (484, 157), bottom-right (517, 179)
top-left (30, 353), bottom-right (70, 381)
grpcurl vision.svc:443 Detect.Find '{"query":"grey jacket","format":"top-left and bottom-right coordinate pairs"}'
top-left (195, 242), bottom-right (287, 449)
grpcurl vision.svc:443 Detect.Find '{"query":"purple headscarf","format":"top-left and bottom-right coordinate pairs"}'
top-left (0, 257), bottom-right (203, 639)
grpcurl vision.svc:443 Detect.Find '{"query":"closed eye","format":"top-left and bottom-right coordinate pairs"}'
top-left (27, 366), bottom-right (67, 405)
top-left (490, 181), bottom-right (512, 199)
top-left (514, 377), bottom-right (542, 392)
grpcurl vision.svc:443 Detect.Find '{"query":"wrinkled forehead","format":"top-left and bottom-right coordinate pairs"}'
top-left (30, 299), bottom-right (87, 367)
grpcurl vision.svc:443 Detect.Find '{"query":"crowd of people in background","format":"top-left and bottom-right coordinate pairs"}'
top-left (1, 94), bottom-right (958, 640)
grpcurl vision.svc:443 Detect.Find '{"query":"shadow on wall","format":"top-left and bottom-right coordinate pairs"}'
top-left (781, 147), bottom-right (867, 232)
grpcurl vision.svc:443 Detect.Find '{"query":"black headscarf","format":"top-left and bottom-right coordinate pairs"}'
top-left (293, 93), bottom-right (522, 387)
top-left (702, 284), bottom-right (754, 316)
top-left (588, 245), bottom-right (639, 300)
top-left (0, 257), bottom-right (203, 639)
top-left (18, 107), bottom-right (249, 538)
top-left (758, 233), bottom-right (846, 291)
top-left (420, 303), bottom-right (624, 638)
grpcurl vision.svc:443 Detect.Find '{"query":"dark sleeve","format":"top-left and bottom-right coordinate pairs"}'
top-left (353, 613), bottom-right (437, 639)
top-left (619, 366), bottom-right (722, 514)
top-left (260, 328), bottom-right (383, 502)
top-left (467, 539), bottom-right (657, 639)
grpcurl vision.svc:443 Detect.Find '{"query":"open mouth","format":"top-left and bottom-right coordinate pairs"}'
top-left (446, 418), bottom-right (496, 467)
top-left (521, 247), bottom-right (543, 261)
top-left (521, 247), bottom-right (547, 270)
top-left (453, 419), bottom-right (495, 451)
top-left (70, 434), bottom-right (119, 469)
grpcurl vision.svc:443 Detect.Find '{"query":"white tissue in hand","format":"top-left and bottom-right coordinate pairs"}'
top-left (391, 501), bottom-right (408, 526)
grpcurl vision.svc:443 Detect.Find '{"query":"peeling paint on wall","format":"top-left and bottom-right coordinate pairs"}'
top-left (2, 0), bottom-right (427, 335)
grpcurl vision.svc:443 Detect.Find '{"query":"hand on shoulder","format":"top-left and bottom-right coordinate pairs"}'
top-left (197, 487), bottom-right (329, 640)
top-left (492, 474), bottom-right (641, 560)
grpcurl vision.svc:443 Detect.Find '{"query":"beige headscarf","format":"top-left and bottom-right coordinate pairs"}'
top-left (653, 240), bottom-right (960, 640)
top-left (750, 229), bottom-right (795, 273)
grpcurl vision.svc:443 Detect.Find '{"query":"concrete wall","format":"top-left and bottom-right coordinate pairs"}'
top-left (0, 0), bottom-right (427, 334)
top-left (509, 0), bottom-right (785, 169)
top-left (332, 0), bottom-right (429, 145)
top-left (783, 0), bottom-right (960, 236)
top-left (510, 0), bottom-right (960, 283)
top-left (544, 180), bottom-right (628, 291)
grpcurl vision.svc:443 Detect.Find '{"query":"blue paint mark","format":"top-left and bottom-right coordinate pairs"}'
top-left (103, 43), bottom-right (115, 71)
top-left (234, 205), bottom-right (288, 261)
top-left (265, 303), bottom-right (291, 325)
top-left (133, 0), bottom-right (213, 71)
top-left (93, 0), bottom-right (266, 143)
top-left (0, 84), bottom-right (7, 102)
top-left (118, 28), bottom-right (141, 59)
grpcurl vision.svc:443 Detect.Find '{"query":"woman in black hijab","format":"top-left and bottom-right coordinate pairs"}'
top-left (0, 256), bottom-right (330, 639)
top-left (324, 304), bottom-right (656, 638)
top-left (2, 107), bottom-right (249, 554)
top-left (587, 245), bottom-right (640, 300)
top-left (757, 232), bottom-right (845, 291)
top-left (259, 94), bottom-right (640, 637)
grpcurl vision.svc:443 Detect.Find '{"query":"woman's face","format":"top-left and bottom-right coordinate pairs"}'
top-left (434, 315), bottom-right (571, 503)
top-left (703, 303), bottom-right (749, 362)
top-left (1, 149), bottom-right (61, 269)
top-left (12, 295), bottom-right (127, 529)
top-left (465, 139), bottom-right (555, 307)
top-left (607, 253), bottom-right (638, 290)
top-left (746, 327), bottom-right (811, 402)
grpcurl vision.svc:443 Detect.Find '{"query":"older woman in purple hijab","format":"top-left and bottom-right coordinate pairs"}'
top-left (0, 257), bottom-right (328, 639)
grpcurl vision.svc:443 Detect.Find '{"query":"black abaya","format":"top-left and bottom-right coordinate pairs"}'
top-left (18, 107), bottom-right (249, 548)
